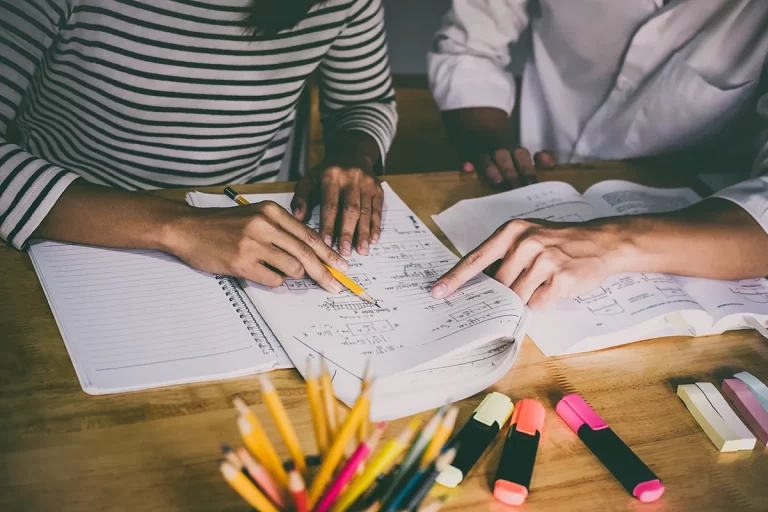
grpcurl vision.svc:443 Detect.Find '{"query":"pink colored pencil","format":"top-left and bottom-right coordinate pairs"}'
top-left (236, 447), bottom-right (286, 509)
top-left (314, 422), bottom-right (387, 512)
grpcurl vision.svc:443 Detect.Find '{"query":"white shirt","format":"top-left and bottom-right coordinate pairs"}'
top-left (427, 0), bottom-right (768, 234)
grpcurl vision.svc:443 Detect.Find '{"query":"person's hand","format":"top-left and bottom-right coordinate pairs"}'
top-left (291, 132), bottom-right (383, 257)
top-left (168, 201), bottom-right (348, 293)
top-left (430, 219), bottom-right (625, 308)
top-left (442, 107), bottom-right (555, 188)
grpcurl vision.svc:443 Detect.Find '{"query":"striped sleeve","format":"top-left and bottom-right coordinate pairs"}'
top-left (0, 0), bottom-right (80, 249)
top-left (317, 0), bottom-right (397, 168)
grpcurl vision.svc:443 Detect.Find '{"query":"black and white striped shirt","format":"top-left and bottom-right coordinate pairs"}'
top-left (0, 0), bottom-right (397, 249)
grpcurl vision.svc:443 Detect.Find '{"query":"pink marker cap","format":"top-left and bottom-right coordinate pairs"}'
top-left (633, 479), bottom-right (665, 502)
top-left (555, 394), bottom-right (609, 433)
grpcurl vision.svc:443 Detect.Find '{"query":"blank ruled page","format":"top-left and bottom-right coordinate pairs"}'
top-left (28, 241), bottom-right (278, 394)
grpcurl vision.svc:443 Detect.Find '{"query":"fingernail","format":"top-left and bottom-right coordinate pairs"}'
top-left (359, 241), bottom-right (369, 254)
top-left (431, 283), bottom-right (447, 299)
top-left (331, 280), bottom-right (344, 293)
top-left (323, 235), bottom-right (332, 247)
top-left (336, 258), bottom-right (350, 271)
top-left (462, 162), bottom-right (474, 172)
top-left (342, 241), bottom-right (352, 255)
top-left (371, 234), bottom-right (379, 245)
top-left (292, 208), bottom-right (301, 218)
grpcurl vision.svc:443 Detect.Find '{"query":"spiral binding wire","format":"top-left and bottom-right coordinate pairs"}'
top-left (216, 275), bottom-right (274, 356)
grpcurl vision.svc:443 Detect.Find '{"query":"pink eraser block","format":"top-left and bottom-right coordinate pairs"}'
top-left (722, 379), bottom-right (768, 445)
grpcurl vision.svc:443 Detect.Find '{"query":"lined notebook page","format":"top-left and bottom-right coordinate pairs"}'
top-left (29, 240), bottom-right (278, 394)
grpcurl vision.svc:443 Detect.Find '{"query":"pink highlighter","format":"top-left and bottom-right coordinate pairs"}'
top-left (556, 394), bottom-right (664, 503)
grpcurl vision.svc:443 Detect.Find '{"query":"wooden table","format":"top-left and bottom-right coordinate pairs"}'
top-left (1, 166), bottom-right (766, 511)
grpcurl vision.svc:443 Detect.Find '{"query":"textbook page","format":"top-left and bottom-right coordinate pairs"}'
top-left (582, 181), bottom-right (768, 333)
top-left (28, 241), bottom-right (279, 393)
top-left (187, 186), bottom-right (526, 415)
top-left (432, 182), bottom-right (706, 355)
top-left (582, 180), bottom-right (702, 216)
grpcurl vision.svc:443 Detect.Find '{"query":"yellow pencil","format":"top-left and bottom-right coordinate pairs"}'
top-left (357, 361), bottom-right (373, 446)
top-left (223, 186), bottom-right (379, 306)
top-left (420, 406), bottom-right (459, 466)
top-left (220, 460), bottom-right (281, 512)
top-left (233, 396), bottom-right (289, 487)
top-left (309, 386), bottom-right (373, 508)
top-left (332, 416), bottom-right (422, 512)
top-left (260, 374), bottom-right (307, 476)
top-left (320, 358), bottom-right (339, 438)
top-left (306, 358), bottom-right (329, 456)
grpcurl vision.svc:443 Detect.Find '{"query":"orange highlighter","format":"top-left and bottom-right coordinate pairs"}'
top-left (493, 399), bottom-right (545, 506)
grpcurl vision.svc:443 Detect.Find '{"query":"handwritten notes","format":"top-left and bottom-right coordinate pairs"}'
top-left (244, 184), bottom-right (523, 378)
top-left (187, 185), bottom-right (525, 416)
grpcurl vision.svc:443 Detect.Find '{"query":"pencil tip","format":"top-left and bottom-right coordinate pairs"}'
top-left (259, 373), bottom-right (274, 392)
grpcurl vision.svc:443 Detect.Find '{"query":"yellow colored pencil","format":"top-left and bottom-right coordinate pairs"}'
top-left (320, 358), bottom-right (339, 438)
top-left (332, 416), bottom-right (422, 512)
top-left (220, 461), bottom-right (281, 512)
top-left (306, 358), bottom-right (329, 456)
top-left (260, 374), bottom-right (307, 476)
top-left (309, 386), bottom-right (373, 508)
top-left (223, 186), bottom-right (378, 305)
top-left (420, 406), bottom-right (459, 466)
top-left (357, 361), bottom-right (373, 446)
top-left (234, 396), bottom-right (289, 488)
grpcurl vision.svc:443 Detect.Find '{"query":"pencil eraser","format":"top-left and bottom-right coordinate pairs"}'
top-left (494, 480), bottom-right (528, 506)
top-left (633, 479), bottom-right (665, 503)
top-left (435, 465), bottom-right (463, 488)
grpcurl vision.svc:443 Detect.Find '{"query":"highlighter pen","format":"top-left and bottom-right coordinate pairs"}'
top-left (555, 394), bottom-right (664, 503)
top-left (493, 399), bottom-right (545, 506)
top-left (436, 392), bottom-right (514, 488)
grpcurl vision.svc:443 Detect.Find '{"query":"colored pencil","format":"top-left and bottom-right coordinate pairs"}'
top-left (260, 374), bottom-right (307, 475)
top-left (289, 469), bottom-right (309, 512)
top-left (358, 361), bottom-right (373, 442)
top-left (309, 386), bottom-right (373, 507)
top-left (332, 416), bottom-right (421, 512)
top-left (237, 414), bottom-right (290, 487)
top-left (233, 395), bottom-right (289, 487)
top-left (400, 448), bottom-right (458, 512)
top-left (306, 358), bottom-right (329, 456)
top-left (315, 422), bottom-right (386, 512)
top-left (420, 406), bottom-right (459, 466)
top-left (376, 407), bottom-right (445, 507)
top-left (220, 461), bottom-right (280, 512)
top-left (236, 447), bottom-right (286, 509)
top-left (321, 358), bottom-right (339, 438)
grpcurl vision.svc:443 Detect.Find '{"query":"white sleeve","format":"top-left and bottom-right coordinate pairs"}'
top-left (712, 92), bottom-right (768, 234)
top-left (426, 0), bottom-right (529, 114)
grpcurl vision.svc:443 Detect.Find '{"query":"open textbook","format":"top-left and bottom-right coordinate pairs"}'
top-left (187, 184), bottom-right (526, 420)
top-left (433, 180), bottom-right (768, 356)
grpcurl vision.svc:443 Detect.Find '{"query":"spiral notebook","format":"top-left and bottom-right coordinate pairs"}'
top-left (27, 240), bottom-right (291, 394)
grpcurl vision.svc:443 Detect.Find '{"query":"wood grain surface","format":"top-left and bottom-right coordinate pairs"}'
top-left (1, 166), bottom-right (766, 511)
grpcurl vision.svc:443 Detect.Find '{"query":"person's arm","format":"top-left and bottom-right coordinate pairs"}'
top-left (427, 0), bottom-right (551, 187)
top-left (430, 199), bottom-right (768, 308)
top-left (0, 0), bottom-right (80, 248)
top-left (431, 90), bottom-right (768, 307)
top-left (291, 0), bottom-right (397, 257)
top-left (1, 1), bottom-right (346, 292)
